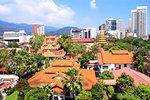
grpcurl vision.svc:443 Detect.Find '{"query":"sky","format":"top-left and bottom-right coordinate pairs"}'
top-left (0, 0), bottom-right (149, 32)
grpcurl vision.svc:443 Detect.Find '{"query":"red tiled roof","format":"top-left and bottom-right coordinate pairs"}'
top-left (0, 82), bottom-right (12, 88)
top-left (72, 38), bottom-right (94, 43)
top-left (111, 68), bottom-right (150, 86)
top-left (30, 49), bottom-right (35, 52)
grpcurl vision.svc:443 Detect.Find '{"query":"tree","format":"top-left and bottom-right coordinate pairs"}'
top-left (117, 73), bottom-right (134, 91)
top-left (134, 48), bottom-right (149, 57)
top-left (24, 84), bottom-right (53, 100)
top-left (45, 57), bottom-right (50, 68)
top-left (107, 86), bottom-right (114, 98)
top-left (117, 86), bottom-right (140, 100)
top-left (106, 37), bottom-right (117, 42)
top-left (62, 68), bottom-right (83, 99)
top-left (132, 38), bottom-right (148, 49)
top-left (0, 49), bottom-right (10, 74)
top-left (136, 84), bottom-right (150, 100)
top-left (29, 35), bottom-right (45, 52)
top-left (8, 42), bottom-right (19, 48)
top-left (78, 51), bottom-right (96, 68)
top-left (108, 45), bottom-right (123, 52)
top-left (99, 71), bottom-right (114, 79)
top-left (135, 55), bottom-right (148, 73)
top-left (91, 81), bottom-right (105, 100)
top-left (11, 50), bottom-right (38, 78)
top-left (116, 42), bottom-right (136, 51)
top-left (75, 90), bottom-right (92, 100)
top-left (93, 36), bottom-right (99, 43)
top-left (90, 45), bottom-right (99, 53)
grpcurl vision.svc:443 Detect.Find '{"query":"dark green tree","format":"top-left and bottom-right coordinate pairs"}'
top-left (117, 73), bottom-right (134, 91)
top-left (78, 51), bottom-right (96, 68)
top-left (99, 71), bottom-right (114, 79)
top-left (8, 42), bottom-right (19, 48)
top-left (106, 37), bottom-right (117, 42)
top-left (91, 81), bottom-right (105, 100)
top-left (90, 45), bottom-right (99, 53)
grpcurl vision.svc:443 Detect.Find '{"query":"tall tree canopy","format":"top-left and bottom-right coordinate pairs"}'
top-left (99, 71), bottom-right (114, 79)
top-left (29, 35), bottom-right (45, 52)
top-left (62, 68), bottom-right (83, 99)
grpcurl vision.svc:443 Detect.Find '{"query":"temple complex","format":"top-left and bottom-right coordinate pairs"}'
top-left (28, 59), bottom-right (96, 99)
top-left (97, 24), bottom-right (107, 44)
top-left (38, 36), bottom-right (66, 61)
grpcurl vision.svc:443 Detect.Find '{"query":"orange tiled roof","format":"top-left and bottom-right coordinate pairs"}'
top-left (28, 61), bottom-right (96, 94)
top-left (111, 68), bottom-right (150, 86)
top-left (52, 60), bottom-right (74, 67)
top-left (98, 50), bottom-right (134, 65)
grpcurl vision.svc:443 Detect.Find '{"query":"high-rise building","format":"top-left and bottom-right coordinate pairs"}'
top-left (117, 19), bottom-right (124, 32)
top-left (33, 24), bottom-right (38, 36)
top-left (106, 18), bottom-right (117, 31)
top-left (128, 18), bottom-right (132, 32)
top-left (37, 26), bottom-right (45, 35)
top-left (131, 6), bottom-right (147, 38)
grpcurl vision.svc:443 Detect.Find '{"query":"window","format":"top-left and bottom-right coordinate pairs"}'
top-left (124, 64), bottom-right (127, 67)
top-left (103, 66), bottom-right (108, 69)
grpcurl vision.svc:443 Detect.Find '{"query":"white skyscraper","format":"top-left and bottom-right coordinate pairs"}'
top-left (131, 6), bottom-right (147, 38)
top-left (117, 19), bottom-right (124, 32)
top-left (128, 18), bottom-right (132, 32)
top-left (37, 26), bottom-right (45, 35)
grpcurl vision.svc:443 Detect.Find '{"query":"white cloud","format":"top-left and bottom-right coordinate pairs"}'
top-left (0, 0), bottom-right (75, 27)
top-left (90, 0), bottom-right (96, 8)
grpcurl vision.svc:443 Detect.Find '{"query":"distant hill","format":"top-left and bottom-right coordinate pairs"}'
top-left (0, 20), bottom-right (58, 36)
top-left (48, 27), bottom-right (81, 36)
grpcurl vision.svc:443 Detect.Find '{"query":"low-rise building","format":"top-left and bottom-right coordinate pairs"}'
top-left (3, 30), bottom-right (32, 43)
top-left (97, 50), bottom-right (135, 74)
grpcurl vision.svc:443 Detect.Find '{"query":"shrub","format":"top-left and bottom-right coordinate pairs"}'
top-left (99, 71), bottom-right (114, 79)
top-left (6, 88), bottom-right (15, 95)
top-left (107, 86), bottom-right (114, 98)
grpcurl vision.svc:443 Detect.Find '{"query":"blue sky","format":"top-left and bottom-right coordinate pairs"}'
top-left (0, 0), bottom-right (149, 32)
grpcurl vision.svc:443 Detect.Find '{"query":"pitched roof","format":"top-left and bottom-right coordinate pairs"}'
top-left (28, 61), bottom-right (96, 94)
top-left (111, 68), bottom-right (150, 86)
top-left (72, 38), bottom-right (94, 43)
top-left (52, 60), bottom-right (74, 67)
top-left (98, 50), bottom-right (134, 65)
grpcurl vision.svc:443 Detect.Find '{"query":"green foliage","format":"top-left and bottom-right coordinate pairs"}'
top-left (116, 42), bottom-right (136, 51)
top-left (117, 86), bottom-right (140, 100)
top-left (11, 50), bottom-right (40, 78)
top-left (25, 88), bottom-right (48, 100)
top-left (93, 36), bottom-right (99, 43)
top-left (107, 86), bottom-right (114, 98)
top-left (0, 49), bottom-right (10, 74)
top-left (58, 35), bottom-right (86, 56)
top-left (8, 42), bottom-right (19, 48)
top-left (106, 37), bottom-right (117, 42)
top-left (29, 35), bottom-right (45, 52)
top-left (117, 73), bottom-right (134, 91)
top-left (25, 83), bottom-right (53, 100)
top-left (62, 68), bottom-right (83, 99)
top-left (136, 84), bottom-right (150, 100)
top-left (75, 90), bottom-right (92, 100)
top-left (134, 48), bottom-right (149, 57)
top-left (6, 88), bottom-right (15, 95)
top-left (45, 57), bottom-right (50, 68)
top-left (6, 91), bottom-right (19, 100)
top-left (102, 44), bottom-right (113, 51)
top-left (91, 81), bottom-right (105, 100)
top-left (78, 51), bottom-right (96, 68)
top-left (90, 45), bottom-right (99, 53)
top-left (99, 71), bottom-right (114, 79)
top-left (108, 45), bottom-right (123, 52)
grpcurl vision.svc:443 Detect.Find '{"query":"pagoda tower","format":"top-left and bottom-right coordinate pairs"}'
top-left (97, 24), bottom-right (106, 44)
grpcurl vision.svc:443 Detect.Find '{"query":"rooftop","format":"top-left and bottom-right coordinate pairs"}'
top-left (98, 50), bottom-right (134, 65)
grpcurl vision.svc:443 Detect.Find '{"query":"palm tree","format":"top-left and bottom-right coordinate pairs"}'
top-left (135, 55), bottom-right (148, 73)
top-left (62, 68), bottom-right (83, 99)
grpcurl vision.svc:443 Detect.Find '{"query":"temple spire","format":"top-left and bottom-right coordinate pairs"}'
top-left (97, 24), bottom-right (106, 44)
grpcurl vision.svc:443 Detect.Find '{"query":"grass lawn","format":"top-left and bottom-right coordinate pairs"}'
top-left (6, 91), bottom-right (19, 100)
